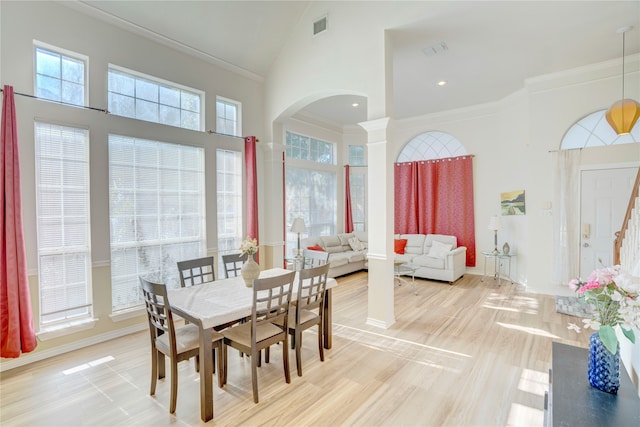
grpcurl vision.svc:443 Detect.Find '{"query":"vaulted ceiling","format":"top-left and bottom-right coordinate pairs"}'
top-left (65, 1), bottom-right (640, 127)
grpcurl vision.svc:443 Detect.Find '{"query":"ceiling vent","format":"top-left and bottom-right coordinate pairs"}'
top-left (313, 16), bottom-right (328, 36)
top-left (422, 41), bottom-right (448, 57)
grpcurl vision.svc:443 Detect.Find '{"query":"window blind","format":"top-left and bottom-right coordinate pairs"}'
top-left (216, 149), bottom-right (243, 272)
top-left (108, 135), bottom-right (206, 312)
top-left (35, 122), bottom-right (92, 325)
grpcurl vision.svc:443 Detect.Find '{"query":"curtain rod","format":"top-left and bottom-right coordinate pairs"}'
top-left (344, 164), bottom-right (368, 168)
top-left (1, 87), bottom-right (109, 113)
top-left (548, 147), bottom-right (582, 153)
top-left (2, 87), bottom-right (254, 141)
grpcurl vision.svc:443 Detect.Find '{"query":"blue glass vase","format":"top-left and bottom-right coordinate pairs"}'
top-left (588, 332), bottom-right (620, 394)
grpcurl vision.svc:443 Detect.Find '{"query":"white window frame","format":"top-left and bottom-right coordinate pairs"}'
top-left (34, 121), bottom-right (93, 331)
top-left (108, 135), bottom-right (206, 312)
top-left (216, 96), bottom-right (242, 137)
top-left (34, 40), bottom-right (88, 107)
top-left (216, 149), bottom-right (244, 273)
top-left (108, 64), bottom-right (205, 131)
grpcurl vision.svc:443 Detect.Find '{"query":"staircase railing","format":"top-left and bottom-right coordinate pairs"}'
top-left (614, 167), bottom-right (640, 269)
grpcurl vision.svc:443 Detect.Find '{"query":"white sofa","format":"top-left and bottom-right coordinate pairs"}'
top-left (301, 231), bottom-right (368, 277)
top-left (394, 234), bottom-right (466, 283)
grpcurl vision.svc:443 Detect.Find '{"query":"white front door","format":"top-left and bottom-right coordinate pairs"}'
top-left (579, 167), bottom-right (637, 277)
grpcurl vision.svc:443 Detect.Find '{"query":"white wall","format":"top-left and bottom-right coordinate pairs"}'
top-left (0, 1), bottom-right (264, 367)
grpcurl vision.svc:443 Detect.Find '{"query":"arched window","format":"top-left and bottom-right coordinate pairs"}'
top-left (560, 109), bottom-right (639, 149)
top-left (397, 131), bottom-right (467, 162)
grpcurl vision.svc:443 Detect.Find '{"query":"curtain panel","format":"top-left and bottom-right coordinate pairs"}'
top-left (344, 165), bottom-right (354, 233)
top-left (394, 155), bottom-right (476, 266)
top-left (244, 136), bottom-right (259, 262)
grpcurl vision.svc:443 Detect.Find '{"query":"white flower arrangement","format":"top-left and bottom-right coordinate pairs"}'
top-left (239, 236), bottom-right (258, 256)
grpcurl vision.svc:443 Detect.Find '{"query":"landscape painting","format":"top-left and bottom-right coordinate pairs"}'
top-left (501, 190), bottom-right (526, 215)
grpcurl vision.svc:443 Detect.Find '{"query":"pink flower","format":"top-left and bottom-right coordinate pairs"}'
top-left (578, 281), bottom-right (601, 295)
top-left (568, 278), bottom-right (581, 291)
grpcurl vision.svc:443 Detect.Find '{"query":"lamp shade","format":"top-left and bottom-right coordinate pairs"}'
top-left (291, 218), bottom-right (307, 233)
top-left (488, 215), bottom-right (500, 231)
top-left (606, 98), bottom-right (640, 135)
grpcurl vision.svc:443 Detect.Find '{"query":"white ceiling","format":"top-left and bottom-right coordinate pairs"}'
top-left (65, 1), bottom-right (640, 127)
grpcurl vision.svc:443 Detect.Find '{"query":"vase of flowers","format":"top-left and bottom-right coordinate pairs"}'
top-left (239, 236), bottom-right (259, 287)
top-left (567, 265), bottom-right (640, 394)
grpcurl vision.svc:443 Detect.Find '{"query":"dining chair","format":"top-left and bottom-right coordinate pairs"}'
top-left (287, 264), bottom-right (330, 376)
top-left (221, 252), bottom-right (248, 278)
top-left (177, 256), bottom-right (215, 287)
top-left (220, 270), bottom-right (296, 403)
top-left (302, 249), bottom-right (330, 269)
top-left (140, 277), bottom-right (224, 414)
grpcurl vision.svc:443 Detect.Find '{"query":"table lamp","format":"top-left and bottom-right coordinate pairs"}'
top-left (488, 215), bottom-right (500, 254)
top-left (291, 218), bottom-right (306, 258)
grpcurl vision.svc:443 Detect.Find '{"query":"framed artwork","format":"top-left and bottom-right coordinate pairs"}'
top-left (501, 190), bottom-right (526, 215)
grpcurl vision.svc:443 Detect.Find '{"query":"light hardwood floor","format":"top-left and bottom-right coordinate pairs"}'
top-left (0, 273), bottom-right (588, 426)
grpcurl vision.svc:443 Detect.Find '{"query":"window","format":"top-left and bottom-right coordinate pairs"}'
top-left (216, 149), bottom-right (243, 271)
top-left (286, 131), bottom-right (335, 165)
top-left (35, 122), bottom-right (92, 326)
top-left (216, 97), bottom-right (242, 137)
top-left (397, 131), bottom-right (466, 162)
top-left (34, 42), bottom-right (87, 107)
top-left (348, 145), bottom-right (365, 166)
top-left (561, 109), bottom-right (639, 149)
top-left (349, 172), bottom-right (366, 231)
top-left (108, 65), bottom-right (204, 131)
top-left (109, 135), bottom-right (206, 312)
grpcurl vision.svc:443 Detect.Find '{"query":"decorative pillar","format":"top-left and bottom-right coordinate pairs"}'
top-left (359, 117), bottom-right (395, 328)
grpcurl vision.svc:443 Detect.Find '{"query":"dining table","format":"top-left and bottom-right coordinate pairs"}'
top-left (167, 267), bottom-right (338, 422)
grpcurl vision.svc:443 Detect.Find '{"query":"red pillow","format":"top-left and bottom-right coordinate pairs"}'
top-left (307, 244), bottom-right (325, 252)
top-left (394, 239), bottom-right (408, 254)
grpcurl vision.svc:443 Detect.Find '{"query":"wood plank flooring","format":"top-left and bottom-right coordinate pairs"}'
top-left (0, 273), bottom-right (589, 426)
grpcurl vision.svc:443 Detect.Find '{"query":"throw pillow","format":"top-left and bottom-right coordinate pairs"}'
top-left (428, 240), bottom-right (452, 259)
top-left (307, 244), bottom-right (325, 252)
top-left (348, 236), bottom-right (364, 251)
top-left (394, 239), bottom-right (408, 254)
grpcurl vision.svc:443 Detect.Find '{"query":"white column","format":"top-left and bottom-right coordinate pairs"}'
top-left (359, 117), bottom-right (395, 328)
top-left (258, 141), bottom-right (286, 269)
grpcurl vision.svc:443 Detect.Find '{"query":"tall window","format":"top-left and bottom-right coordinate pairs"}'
top-left (285, 131), bottom-right (337, 256)
top-left (34, 42), bottom-right (87, 107)
top-left (216, 97), bottom-right (242, 137)
top-left (108, 65), bottom-right (204, 131)
top-left (216, 149), bottom-right (243, 271)
top-left (348, 145), bottom-right (366, 231)
top-left (35, 122), bottom-right (92, 326)
top-left (109, 135), bottom-right (206, 312)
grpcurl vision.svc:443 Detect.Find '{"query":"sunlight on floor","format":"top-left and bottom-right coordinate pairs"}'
top-left (484, 293), bottom-right (540, 315)
top-left (496, 322), bottom-right (559, 339)
top-left (506, 402), bottom-right (544, 427)
top-left (62, 355), bottom-right (115, 375)
top-left (518, 368), bottom-right (548, 397)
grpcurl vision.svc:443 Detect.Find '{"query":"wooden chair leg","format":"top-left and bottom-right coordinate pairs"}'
top-left (150, 346), bottom-right (158, 395)
top-left (221, 344), bottom-right (228, 386)
top-left (265, 346), bottom-right (270, 363)
top-left (318, 322), bottom-right (324, 362)
top-left (251, 350), bottom-right (259, 403)
top-left (283, 335), bottom-right (291, 384)
top-left (169, 361), bottom-right (178, 414)
top-left (195, 355), bottom-right (200, 372)
top-left (295, 330), bottom-right (303, 377)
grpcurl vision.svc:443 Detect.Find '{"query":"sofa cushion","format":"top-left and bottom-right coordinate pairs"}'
top-left (348, 252), bottom-right (365, 263)
top-left (327, 252), bottom-right (350, 268)
top-left (401, 234), bottom-right (426, 255)
top-left (348, 236), bottom-right (365, 251)
top-left (394, 239), bottom-right (408, 254)
top-left (424, 234), bottom-right (457, 252)
top-left (395, 253), bottom-right (417, 264)
top-left (353, 231), bottom-right (368, 250)
top-left (412, 254), bottom-right (445, 269)
top-left (307, 244), bottom-right (325, 251)
top-left (321, 235), bottom-right (344, 253)
top-left (337, 233), bottom-right (354, 250)
top-left (428, 240), bottom-right (452, 259)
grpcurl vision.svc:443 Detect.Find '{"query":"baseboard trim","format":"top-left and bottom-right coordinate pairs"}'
top-left (0, 323), bottom-right (147, 373)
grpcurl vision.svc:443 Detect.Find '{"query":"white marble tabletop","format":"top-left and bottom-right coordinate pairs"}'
top-left (167, 267), bottom-right (336, 330)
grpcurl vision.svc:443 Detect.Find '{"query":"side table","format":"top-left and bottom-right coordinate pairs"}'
top-left (481, 251), bottom-right (515, 285)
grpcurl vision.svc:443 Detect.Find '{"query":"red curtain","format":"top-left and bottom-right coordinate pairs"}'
top-left (394, 155), bottom-right (476, 266)
top-left (244, 136), bottom-right (259, 262)
top-left (1, 85), bottom-right (37, 357)
top-left (344, 165), bottom-right (354, 233)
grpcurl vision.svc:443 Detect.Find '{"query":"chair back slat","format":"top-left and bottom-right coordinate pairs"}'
top-left (221, 252), bottom-right (248, 278)
top-left (297, 263), bottom-right (329, 310)
top-left (177, 256), bottom-right (215, 287)
top-left (140, 277), bottom-right (176, 351)
top-left (252, 271), bottom-right (295, 331)
top-left (302, 249), bottom-right (329, 269)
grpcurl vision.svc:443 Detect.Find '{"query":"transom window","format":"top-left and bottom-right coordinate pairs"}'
top-left (398, 131), bottom-right (466, 162)
top-left (108, 65), bottom-right (204, 131)
top-left (286, 131), bottom-right (335, 165)
top-left (35, 122), bottom-right (92, 326)
top-left (348, 145), bottom-right (365, 166)
top-left (108, 135), bottom-right (206, 312)
top-left (561, 109), bottom-right (639, 149)
top-left (34, 42), bottom-right (87, 107)
top-left (216, 97), bottom-right (242, 137)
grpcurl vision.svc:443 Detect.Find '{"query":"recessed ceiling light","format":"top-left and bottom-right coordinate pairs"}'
top-left (352, 102), bottom-right (359, 107)
top-left (437, 80), bottom-right (447, 86)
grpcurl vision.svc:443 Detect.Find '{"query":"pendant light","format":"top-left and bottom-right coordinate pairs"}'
top-left (605, 26), bottom-right (640, 135)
